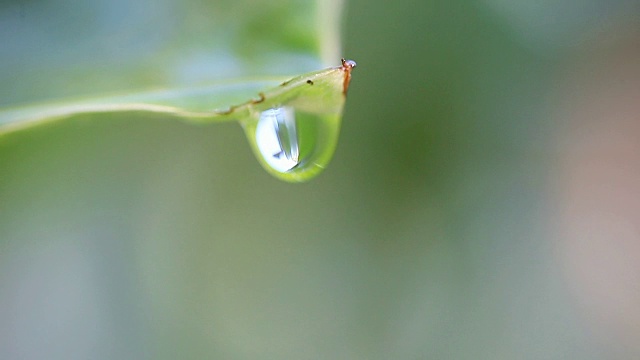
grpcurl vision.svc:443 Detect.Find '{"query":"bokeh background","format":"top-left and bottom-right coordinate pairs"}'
top-left (2, 0), bottom-right (640, 359)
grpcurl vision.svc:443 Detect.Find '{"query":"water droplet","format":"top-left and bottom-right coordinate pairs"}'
top-left (238, 59), bottom-right (355, 182)
top-left (242, 106), bottom-right (341, 182)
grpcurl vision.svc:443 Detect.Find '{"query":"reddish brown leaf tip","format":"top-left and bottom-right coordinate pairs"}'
top-left (340, 58), bottom-right (357, 95)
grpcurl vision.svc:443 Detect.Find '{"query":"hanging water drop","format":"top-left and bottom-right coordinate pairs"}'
top-left (244, 106), bottom-right (342, 182)
top-left (240, 59), bottom-right (356, 182)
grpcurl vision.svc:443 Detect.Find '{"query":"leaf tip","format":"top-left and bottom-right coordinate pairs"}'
top-left (340, 58), bottom-right (357, 95)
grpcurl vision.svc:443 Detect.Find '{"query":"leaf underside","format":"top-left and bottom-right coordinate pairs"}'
top-left (0, 64), bottom-right (348, 136)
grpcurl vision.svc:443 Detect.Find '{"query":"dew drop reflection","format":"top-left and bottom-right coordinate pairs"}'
top-left (255, 107), bottom-right (299, 173)
top-left (243, 106), bottom-right (342, 182)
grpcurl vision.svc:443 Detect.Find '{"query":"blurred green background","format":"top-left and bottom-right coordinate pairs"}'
top-left (2, 0), bottom-right (640, 359)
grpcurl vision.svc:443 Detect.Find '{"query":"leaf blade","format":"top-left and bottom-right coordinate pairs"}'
top-left (0, 63), bottom-right (350, 136)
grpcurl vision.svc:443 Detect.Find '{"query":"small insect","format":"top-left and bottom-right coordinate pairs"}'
top-left (306, 79), bottom-right (314, 85)
top-left (341, 58), bottom-right (357, 70)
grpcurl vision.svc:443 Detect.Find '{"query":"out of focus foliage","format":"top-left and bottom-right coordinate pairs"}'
top-left (1, 0), bottom-right (640, 359)
top-left (0, 0), bottom-right (328, 107)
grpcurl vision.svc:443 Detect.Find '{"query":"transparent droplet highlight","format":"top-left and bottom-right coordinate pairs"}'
top-left (255, 107), bottom-right (300, 173)
top-left (243, 106), bottom-right (342, 182)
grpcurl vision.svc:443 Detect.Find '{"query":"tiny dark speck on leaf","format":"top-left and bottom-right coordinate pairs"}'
top-left (306, 80), bottom-right (314, 85)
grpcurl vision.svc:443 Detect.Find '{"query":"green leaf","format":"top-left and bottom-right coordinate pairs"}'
top-left (0, 0), bottom-right (352, 182)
